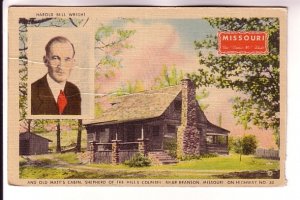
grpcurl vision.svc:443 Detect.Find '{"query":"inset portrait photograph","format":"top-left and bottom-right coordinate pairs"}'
top-left (27, 28), bottom-right (94, 119)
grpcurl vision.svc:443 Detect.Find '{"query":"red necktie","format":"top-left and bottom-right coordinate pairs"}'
top-left (57, 90), bottom-right (67, 114)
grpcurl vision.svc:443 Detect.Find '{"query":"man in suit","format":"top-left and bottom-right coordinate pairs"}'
top-left (31, 36), bottom-right (81, 115)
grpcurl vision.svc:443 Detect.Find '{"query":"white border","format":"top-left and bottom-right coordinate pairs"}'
top-left (3, 0), bottom-right (300, 200)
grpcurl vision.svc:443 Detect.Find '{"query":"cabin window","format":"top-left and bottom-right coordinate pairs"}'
top-left (217, 135), bottom-right (227, 145)
top-left (94, 132), bottom-right (100, 141)
top-left (99, 128), bottom-right (110, 143)
top-left (174, 100), bottom-right (182, 112)
top-left (152, 126), bottom-right (160, 137)
top-left (206, 136), bottom-right (214, 144)
top-left (165, 125), bottom-right (177, 138)
top-left (88, 133), bottom-right (95, 142)
top-left (206, 135), bottom-right (227, 145)
top-left (167, 125), bottom-right (176, 134)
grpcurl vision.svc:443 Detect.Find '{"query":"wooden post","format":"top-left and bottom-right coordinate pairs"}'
top-left (56, 119), bottom-right (61, 153)
top-left (138, 124), bottom-right (149, 156)
top-left (89, 141), bottom-right (97, 163)
top-left (27, 119), bottom-right (32, 133)
top-left (138, 138), bottom-right (149, 156)
top-left (141, 124), bottom-right (144, 140)
top-left (112, 140), bottom-right (121, 165)
top-left (76, 119), bottom-right (82, 152)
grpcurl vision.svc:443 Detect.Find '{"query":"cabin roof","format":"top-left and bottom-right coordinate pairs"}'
top-left (84, 84), bottom-right (229, 135)
top-left (19, 132), bottom-right (53, 142)
top-left (85, 85), bottom-right (182, 125)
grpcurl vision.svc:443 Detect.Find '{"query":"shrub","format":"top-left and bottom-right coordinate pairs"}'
top-left (242, 135), bottom-right (258, 155)
top-left (233, 135), bottom-right (258, 155)
top-left (163, 138), bottom-right (177, 158)
top-left (124, 153), bottom-right (151, 167)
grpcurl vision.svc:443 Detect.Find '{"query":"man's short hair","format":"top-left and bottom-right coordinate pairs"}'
top-left (45, 36), bottom-right (75, 58)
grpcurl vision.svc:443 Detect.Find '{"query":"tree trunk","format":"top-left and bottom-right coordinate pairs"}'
top-left (27, 119), bottom-right (32, 132)
top-left (56, 119), bottom-right (61, 153)
top-left (76, 119), bottom-right (82, 152)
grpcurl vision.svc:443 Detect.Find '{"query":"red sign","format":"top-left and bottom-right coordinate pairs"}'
top-left (218, 31), bottom-right (268, 54)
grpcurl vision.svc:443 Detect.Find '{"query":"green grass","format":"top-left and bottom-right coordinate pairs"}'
top-left (20, 166), bottom-right (104, 179)
top-left (53, 153), bottom-right (81, 164)
top-left (89, 153), bottom-right (279, 172)
top-left (163, 154), bottom-right (279, 171)
top-left (19, 166), bottom-right (219, 179)
top-left (20, 153), bottom-right (280, 179)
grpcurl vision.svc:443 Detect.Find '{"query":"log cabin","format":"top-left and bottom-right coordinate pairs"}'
top-left (84, 79), bottom-right (229, 164)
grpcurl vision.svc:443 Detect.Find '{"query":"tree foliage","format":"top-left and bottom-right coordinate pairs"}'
top-left (232, 135), bottom-right (257, 155)
top-left (153, 65), bottom-right (209, 110)
top-left (188, 18), bottom-right (280, 144)
top-left (94, 20), bottom-right (136, 78)
top-left (115, 80), bottom-right (145, 96)
top-left (242, 134), bottom-right (258, 155)
top-left (152, 64), bottom-right (184, 89)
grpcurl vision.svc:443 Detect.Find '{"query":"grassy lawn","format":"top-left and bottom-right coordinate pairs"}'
top-left (20, 153), bottom-right (279, 179)
top-left (160, 154), bottom-right (279, 171)
top-left (88, 153), bottom-right (278, 171)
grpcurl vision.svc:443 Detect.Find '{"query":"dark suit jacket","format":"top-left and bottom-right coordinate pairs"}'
top-left (31, 75), bottom-right (81, 115)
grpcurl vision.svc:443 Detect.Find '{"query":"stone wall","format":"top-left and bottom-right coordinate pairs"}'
top-left (177, 79), bottom-right (203, 158)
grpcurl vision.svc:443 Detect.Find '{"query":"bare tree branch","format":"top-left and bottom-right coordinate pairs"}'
top-left (19, 47), bottom-right (28, 51)
top-left (69, 18), bottom-right (78, 27)
top-left (19, 18), bottom-right (52, 25)
top-left (82, 18), bottom-right (89, 27)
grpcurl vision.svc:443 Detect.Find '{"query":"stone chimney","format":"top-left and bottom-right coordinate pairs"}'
top-left (177, 79), bottom-right (201, 158)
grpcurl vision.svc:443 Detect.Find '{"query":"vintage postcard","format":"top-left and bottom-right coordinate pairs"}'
top-left (8, 7), bottom-right (287, 186)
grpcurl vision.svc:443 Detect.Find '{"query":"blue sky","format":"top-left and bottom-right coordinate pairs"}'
top-left (109, 18), bottom-right (217, 52)
top-left (139, 18), bottom-right (217, 52)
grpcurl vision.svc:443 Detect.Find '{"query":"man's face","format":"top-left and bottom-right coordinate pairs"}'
top-left (44, 42), bottom-right (75, 84)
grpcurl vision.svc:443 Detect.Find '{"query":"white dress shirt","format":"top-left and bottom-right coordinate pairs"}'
top-left (46, 74), bottom-right (66, 103)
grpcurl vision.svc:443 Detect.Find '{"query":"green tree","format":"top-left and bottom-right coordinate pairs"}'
top-left (232, 134), bottom-right (258, 161)
top-left (242, 134), bottom-right (258, 155)
top-left (95, 102), bottom-right (104, 118)
top-left (153, 65), bottom-right (209, 110)
top-left (188, 18), bottom-right (280, 147)
top-left (94, 19), bottom-right (136, 79)
top-left (152, 64), bottom-right (184, 89)
top-left (94, 19), bottom-right (136, 115)
top-left (115, 80), bottom-right (145, 96)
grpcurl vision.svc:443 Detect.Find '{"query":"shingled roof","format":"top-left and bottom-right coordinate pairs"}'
top-left (85, 85), bottom-right (182, 125)
top-left (19, 132), bottom-right (52, 142)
